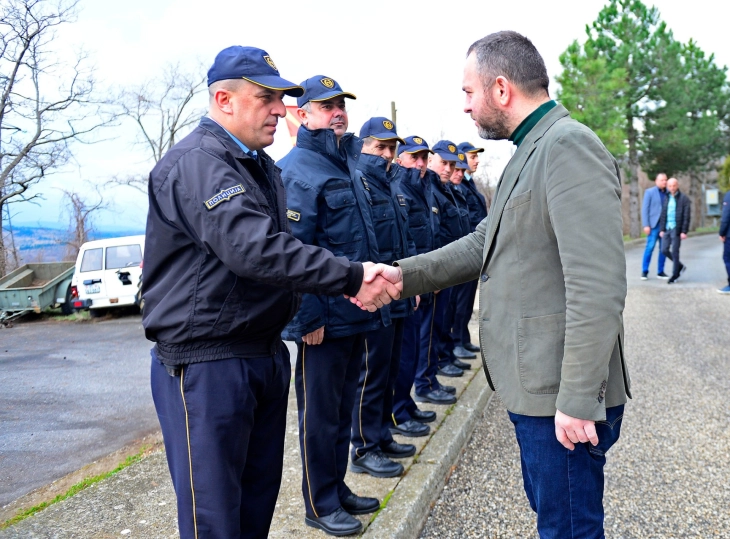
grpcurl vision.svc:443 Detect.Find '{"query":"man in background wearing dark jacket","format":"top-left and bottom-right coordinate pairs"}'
top-left (278, 76), bottom-right (387, 537)
top-left (660, 177), bottom-right (691, 284)
top-left (718, 190), bottom-right (730, 294)
top-left (143, 48), bottom-right (395, 539)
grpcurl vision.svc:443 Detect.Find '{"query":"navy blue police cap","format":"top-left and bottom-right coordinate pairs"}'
top-left (360, 117), bottom-right (406, 145)
top-left (297, 75), bottom-right (357, 107)
top-left (207, 46), bottom-right (304, 97)
top-left (458, 141), bottom-right (485, 154)
top-left (432, 140), bottom-right (460, 161)
top-left (398, 136), bottom-right (433, 156)
top-left (455, 152), bottom-right (470, 169)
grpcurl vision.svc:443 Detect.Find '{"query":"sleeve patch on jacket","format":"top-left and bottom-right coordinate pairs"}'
top-left (205, 184), bottom-right (245, 210)
top-left (287, 209), bottom-right (301, 222)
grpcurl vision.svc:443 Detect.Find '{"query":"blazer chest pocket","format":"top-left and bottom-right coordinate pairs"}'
top-left (517, 312), bottom-right (565, 394)
top-left (504, 190), bottom-right (531, 210)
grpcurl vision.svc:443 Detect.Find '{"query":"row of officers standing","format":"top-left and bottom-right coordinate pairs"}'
top-left (142, 45), bottom-right (487, 539)
top-left (279, 75), bottom-right (489, 536)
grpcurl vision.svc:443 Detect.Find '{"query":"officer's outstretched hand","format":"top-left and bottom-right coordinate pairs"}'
top-left (347, 262), bottom-right (403, 312)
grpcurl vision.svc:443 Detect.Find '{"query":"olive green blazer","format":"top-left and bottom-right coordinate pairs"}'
top-left (397, 104), bottom-right (630, 420)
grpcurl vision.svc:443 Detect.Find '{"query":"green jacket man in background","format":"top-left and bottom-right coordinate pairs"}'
top-left (355, 31), bottom-right (631, 538)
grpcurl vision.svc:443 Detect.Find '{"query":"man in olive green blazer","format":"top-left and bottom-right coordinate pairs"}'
top-left (355, 31), bottom-right (630, 538)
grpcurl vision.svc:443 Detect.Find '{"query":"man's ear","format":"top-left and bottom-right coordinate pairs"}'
top-left (494, 76), bottom-right (511, 106)
top-left (296, 107), bottom-right (308, 125)
top-left (213, 89), bottom-right (233, 114)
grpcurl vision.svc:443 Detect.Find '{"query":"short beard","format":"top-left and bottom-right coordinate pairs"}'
top-left (476, 109), bottom-right (510, 141)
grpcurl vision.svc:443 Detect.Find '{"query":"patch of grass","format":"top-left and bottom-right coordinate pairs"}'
top-left (693, 226), bottom-right (719, 233)
top-left (368, 488), bottom-right (395, 525)
top-left (0, 446), bottom-right (150, 530)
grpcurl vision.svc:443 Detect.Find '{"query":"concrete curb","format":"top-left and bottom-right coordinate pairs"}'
top-left (363, 367), bottom-right (493, 539)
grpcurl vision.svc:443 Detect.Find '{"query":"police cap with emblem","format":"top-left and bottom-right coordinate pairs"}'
top-left (359, 117), bottom-right (405, 145)
top-left (207, 46), bottom-right (304, 97)
top-left (457, 141), bottom-right (485, 154)
top-left (398, 136), bottom-right (433, 156)
top-left (432, 140), bottom-right (460, 161)
top-left (297, 75), bottom-right (357, 107)
top-left (455, 152), bottom-right (470, 170)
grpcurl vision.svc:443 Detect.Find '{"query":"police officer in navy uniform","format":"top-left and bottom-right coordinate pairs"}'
top-left (390, 136), bottom-right (451, 431)
top-left (349, 118), bottom-right (424, 478)
top-left (278, 76), bottom-right (387, 537)
top-left (451, 142), bottom-right (488, 357)
top-left (144, 48), bottom-right (396, 539)
top-left (427, 140), bottom-right (472, 380)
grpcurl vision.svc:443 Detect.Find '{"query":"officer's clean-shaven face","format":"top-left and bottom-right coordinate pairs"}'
top-left (450, 168), bottom-right (464, 185)
top-left (362, 139), bottom-right (398, 171)
top-left (300, 97), bottom-right (349, 139)
top-left (466, 152), bottom-right (479, 172)
top-left (397, 151), bottom-right (429, 178)
top-left (428, 154), bottom-right (455, 183)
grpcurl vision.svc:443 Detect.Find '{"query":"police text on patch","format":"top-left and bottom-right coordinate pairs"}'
top-left (205, 184), bottom-right (246, 210)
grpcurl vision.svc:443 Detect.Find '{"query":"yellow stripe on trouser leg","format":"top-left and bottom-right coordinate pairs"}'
top-left (180, 367), bottom-right (198, 539)
top-left (356, 339), bottom-right (370, 458)
top-left (301, 344), bottom-right (318, 518)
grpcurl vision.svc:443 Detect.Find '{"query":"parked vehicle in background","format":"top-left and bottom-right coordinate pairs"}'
top-left (0, 262), bottom-right (75, 325)
top-left (71, 236), bottom-right (145, 317)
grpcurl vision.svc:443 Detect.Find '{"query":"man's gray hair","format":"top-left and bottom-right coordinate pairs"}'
top-left (467, 31), bottom-right (549, 98)
top-left (299, 102), bottom-right (312, 113)
top-left (208, 79), bottom-right (248, 101)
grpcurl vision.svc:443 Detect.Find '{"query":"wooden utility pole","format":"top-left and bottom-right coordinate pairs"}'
top-left (391, 101), bottom-right (397, 126)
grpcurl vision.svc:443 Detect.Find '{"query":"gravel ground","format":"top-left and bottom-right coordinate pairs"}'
top-left (422, 274), bottom-right (730, 537)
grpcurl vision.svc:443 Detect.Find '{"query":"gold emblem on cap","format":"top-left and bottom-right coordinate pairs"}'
top-left (413, 137), bottom-right (423, 145)
top-left (320, 78), bottom-right (335, 89)
top-left (448, 144), bottom-right (456, 153)
top-left (383, 120), bottom-right (394, 130)
top-left (263, 55), bottom-right (277, 71)
top-left (458, 153), bottom-right (465, 161)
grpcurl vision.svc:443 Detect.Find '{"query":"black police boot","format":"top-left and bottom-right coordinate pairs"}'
top-left (437, 363), bottom-right (464, 377)
top-left (453, 345), bottom-right (477, 359)
top-left (341, 493), bottom-right (380, 515)
top-left (381, 439), bottom-right (417, 457)
top-left (390, 419), bottom-right (430, 438)
top-left (410, 408), bottom-right (437, 423)
top-left (464, 342), bottom-right (480, 352)
top-left (415, 389), bottom-right (457, 405)
top-left (350, 450), bottom-right (404, 478)
top-left (452, 358), bottom-right (472, 370)
top-left (305, 507), bottom-right (363, 536)
top-left (440, 384), bottom-right (456, 395)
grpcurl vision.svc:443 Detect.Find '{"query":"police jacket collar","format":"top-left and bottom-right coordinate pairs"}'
top-left (295, 124), bottom-right (360, 166)
top-left (358, 152), bottom-right (395, 186)
top-left (198, 117), bottom-right (272, 166)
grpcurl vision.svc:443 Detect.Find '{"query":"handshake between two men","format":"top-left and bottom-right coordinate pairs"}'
top-left (348, 262), bottom-right (405, 312)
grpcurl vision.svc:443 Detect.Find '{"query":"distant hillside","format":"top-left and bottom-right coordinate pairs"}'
top-left (4, 224), bottom-right (145, 265)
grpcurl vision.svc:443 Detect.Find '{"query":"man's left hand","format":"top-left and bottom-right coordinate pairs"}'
top-left (554, 409), bottom-right (598, 450)
top-left (680, 233), bottom-right (687, 240)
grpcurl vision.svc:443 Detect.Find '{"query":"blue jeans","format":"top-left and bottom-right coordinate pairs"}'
top-left (508, 405), bottom-right (625, 539)
top-left (642, 226), bottom-right (666, 274)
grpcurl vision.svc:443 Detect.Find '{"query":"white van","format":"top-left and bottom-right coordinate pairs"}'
top-left (70, 235), bottom-right (145, 317)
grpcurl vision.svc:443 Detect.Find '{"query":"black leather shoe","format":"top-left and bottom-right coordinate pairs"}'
top-left (437, 364), bottom-right (464, 377)
top-left (440, 385), bottom-right (456, 395)
top-left (305, 507), bottom-right (363, 536)
top-left (381, 439), bottom-right (417, 457)
top-left (350, 450), bottom-right (404, 478)
top-left (341, 493), bottom-right (380, 515)
top-left (452, 358), bottom-right (472, 370)
top-left (410, 408), bottom-right (436, 423)
top-left (415, 389), bottom-right (456, 405)
top-left (464, 342), bottom-right (480, 352)
top-left (390, 419), bottom-right (430, 438)
top-left (453, 345), bottom-right (477, 359)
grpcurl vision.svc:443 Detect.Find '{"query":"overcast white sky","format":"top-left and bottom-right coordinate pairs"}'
top-left (10, 0), bottom-right (729, 228)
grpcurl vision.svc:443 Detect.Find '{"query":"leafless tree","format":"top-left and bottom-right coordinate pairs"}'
top-left (2, 202), bottom-right (22, 271)
top-left (60, 187), bottom-right (105, 260)
top-left (0, 0), bottom-right (111, 277)
top-left (108, 62), bottom-right (207, 194)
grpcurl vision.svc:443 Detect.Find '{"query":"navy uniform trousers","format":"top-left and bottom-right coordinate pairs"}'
top-left (451, 280), bottom-right (478, 349)
top-left (351, 319), bottom-right (404, 458)
top-left (432, 287), bottom-right (458, 370)
top-left (150, 346), bottom-right (290, 539)
top-left (295, 334), bottom-right (364, 519)
top-left (393, 298), bottom-right (435, 422)
top-left (414, 296), bottom-right (442, 396)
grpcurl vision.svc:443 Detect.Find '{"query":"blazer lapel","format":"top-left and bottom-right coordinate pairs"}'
top-left (481, 104), bottom-right (571, 267)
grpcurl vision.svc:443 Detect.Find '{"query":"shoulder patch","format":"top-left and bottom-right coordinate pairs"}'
top-left (287, 209), bottom-right (301, 222)
top-left (397, 194), bottom-right (406, 206)
top-left (432, 206), bottom-right (439, 214)
top-left (205, 184), bottom-right (245, 210)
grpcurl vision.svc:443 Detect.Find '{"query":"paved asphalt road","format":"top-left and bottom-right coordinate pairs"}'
top-left (421, 233), bottom-right (730, 538)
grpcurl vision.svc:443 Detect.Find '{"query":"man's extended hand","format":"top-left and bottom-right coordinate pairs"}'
top-left (302, 326), bottom-right (324, 346)
top-left (554, 410), bottom-right (598, 450)
top-left (346, 262), bottom-right (403, 311)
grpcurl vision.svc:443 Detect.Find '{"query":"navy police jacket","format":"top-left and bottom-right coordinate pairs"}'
top-left (357, 154), bottom-right (416, 318)
top-left (450, 183), bottom-right (472, 237)
top-left (462, 176), bottom-right (488, 231)
top-left (142, 118), bottom-right (363, 364)
top-left (279, 126), bottom-right (387, 340)
top-left (430, 173), bottom-right (468, 247)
